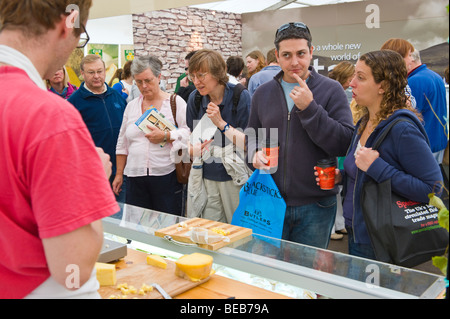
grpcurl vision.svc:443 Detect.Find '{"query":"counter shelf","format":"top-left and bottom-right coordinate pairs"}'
top-left (102, 203), bottom-right (446, 299)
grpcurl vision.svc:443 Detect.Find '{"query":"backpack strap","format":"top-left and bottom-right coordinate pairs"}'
top-left (232, 83), bottom-right (246, 115)
top-left (194, 83), bottom-right (247, 115)
top-left (194, 91), bottom-right (202, 113)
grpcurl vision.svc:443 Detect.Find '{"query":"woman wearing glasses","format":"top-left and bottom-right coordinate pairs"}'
top-left (186, 49), bottom-right (251, 223)
top-left (113, 55), bottom-right (190, 215)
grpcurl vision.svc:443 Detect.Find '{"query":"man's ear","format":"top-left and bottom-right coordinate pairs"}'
top-left (58, 10), bottom-right (80, 38)
top-left (65, 10), bottom-right (80, 29)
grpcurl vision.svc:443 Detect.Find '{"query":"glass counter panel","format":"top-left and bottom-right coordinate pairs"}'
top-left (226, 233), bottom-right (444, 298)
top-left (103, 204), bottom-right (446, 299)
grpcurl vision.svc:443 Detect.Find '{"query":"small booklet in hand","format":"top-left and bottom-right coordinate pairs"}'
top-left (135, 107), bottom-right (177, 147)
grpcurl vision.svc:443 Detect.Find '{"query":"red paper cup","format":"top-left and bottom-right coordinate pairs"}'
top-left (316, 158), bottom-right (336, 190)
top-left (262, 139), bottom-right (279, 168)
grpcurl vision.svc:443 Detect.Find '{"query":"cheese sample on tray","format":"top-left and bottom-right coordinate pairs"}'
top-left (95, 262), bottom-right (117, 286)
top-left (175, 253), bottom-right (213, 282)
top-left (146, 254), bottom-right (167, 269)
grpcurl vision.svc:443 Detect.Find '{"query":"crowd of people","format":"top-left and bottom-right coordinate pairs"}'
top-left (0, 0), bottom-right (448, 298)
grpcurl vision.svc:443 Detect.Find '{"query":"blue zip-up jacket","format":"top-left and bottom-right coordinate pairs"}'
top-left (246, 67), bottom-right (355, 206)
top-left (344, 109), bottom-right (443, 244)
top-left (248, 65), bottom-right (282, 96)
top-left (68, 82), bottom-right (127, 175)
top-left (408, 64), bottom-right (448, 153)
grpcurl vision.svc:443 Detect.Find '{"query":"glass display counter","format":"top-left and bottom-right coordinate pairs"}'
top-left (102, 203), bottom-right (446, 299)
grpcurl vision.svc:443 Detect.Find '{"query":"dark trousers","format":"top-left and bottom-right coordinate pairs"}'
top-left (110, 174), bottom-right (127, 220)
top-left (126, 170), bottom-right (182, 216)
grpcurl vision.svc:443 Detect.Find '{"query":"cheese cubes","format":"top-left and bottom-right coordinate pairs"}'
top-left (210, 227), bottom-right (230, 236)
top-left (95, 262), bottom-right (117, 286)
top-left (175, 253), bottom-right (213, 282)
top-left (146, 254), bottom-right (167, 269)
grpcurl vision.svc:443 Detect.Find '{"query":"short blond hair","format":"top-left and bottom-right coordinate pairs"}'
top-left (46, 66), bottom-right (70, 89)
top-left (328, 61), bottom-right (355, 87)
top-left (80, 54), bottom-right (105, 71)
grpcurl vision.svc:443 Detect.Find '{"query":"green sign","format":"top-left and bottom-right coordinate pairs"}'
top-left (89, 49), bottom-right (103, 58)
top-left (125, 50), bottom-right (135, 61)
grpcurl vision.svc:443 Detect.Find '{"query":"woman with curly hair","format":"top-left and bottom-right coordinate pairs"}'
top-left (335, 50), bottom-right (443, 261)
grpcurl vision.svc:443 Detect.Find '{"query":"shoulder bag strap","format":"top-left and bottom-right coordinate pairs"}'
top-left (371, 118), bottom-right (410, 150)
top-left (170, 93), bottom-right (178, 127)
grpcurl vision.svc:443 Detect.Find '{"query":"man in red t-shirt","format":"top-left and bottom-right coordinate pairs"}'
top-left (0, 1), bottom-right (119, 298)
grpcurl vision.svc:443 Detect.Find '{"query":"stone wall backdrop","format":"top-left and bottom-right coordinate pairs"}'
top-left (132, 6), bottom-right (242, 93)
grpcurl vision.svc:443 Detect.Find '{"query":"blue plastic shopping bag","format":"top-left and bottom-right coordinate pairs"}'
top-left (231, 169), bottom-right (286, 239)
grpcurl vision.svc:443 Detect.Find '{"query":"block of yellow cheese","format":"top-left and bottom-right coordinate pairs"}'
top-left (175, 253), bottom-right (213, 282)
top-left (146, 254), bottom-right (167, 269)
top-left (95, 262), bottom-right (117, 286)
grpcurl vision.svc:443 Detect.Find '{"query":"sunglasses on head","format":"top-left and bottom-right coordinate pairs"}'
top-left (276, 22), bottom-right (310, 37)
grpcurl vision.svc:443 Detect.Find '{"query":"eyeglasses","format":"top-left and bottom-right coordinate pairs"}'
top-left (135, 78), bottom-right (156, 86)
top-left (84, 70), bottom-right (104, 77)
top-left (77, 23), bottom-right (90, 49)
top-left (188, 72), bottom-right (208, 82)
top-left (276, 22), bottom-right (310, 37)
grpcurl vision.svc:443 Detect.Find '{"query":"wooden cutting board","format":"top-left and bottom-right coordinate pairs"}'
top-left (98, 259), bottom-right (210, 299)
top-left (154, 218), bottom-right (252, 250)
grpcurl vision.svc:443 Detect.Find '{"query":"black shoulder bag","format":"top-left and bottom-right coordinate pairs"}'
top-left (360, 118), bottom-right (448, 268)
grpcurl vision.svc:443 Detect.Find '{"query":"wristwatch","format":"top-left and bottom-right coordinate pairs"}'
top-left (220, 123), bottom-right (230, 133)
top-left (163, 131), bottom-right (168, 142)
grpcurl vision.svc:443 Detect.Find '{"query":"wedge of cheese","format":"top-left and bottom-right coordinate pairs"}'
top-left (146, 254), bottom-right (167, 269)
top-left (95, 262), bottom-right (117, 286)
top-left (175, 253), bottom-right (213, 282)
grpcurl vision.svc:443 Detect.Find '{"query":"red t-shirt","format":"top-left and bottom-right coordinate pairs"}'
top-left (0, 66), bottom-right (119, 298)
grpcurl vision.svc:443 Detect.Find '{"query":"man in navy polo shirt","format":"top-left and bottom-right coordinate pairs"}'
top-left (68, 54), bottom-right (127, 206)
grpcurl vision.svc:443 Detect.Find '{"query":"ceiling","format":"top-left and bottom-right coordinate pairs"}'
top-left (89, 0), bottom-right (219, 19)
top-left (190, 0), bottom-right (365, 14)
top-left (89, 0), bottom-right (365, 19)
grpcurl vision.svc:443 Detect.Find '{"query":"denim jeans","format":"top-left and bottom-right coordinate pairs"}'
top-left (346, 226), bottom-right (376, 260)
top-left (346, 226), bottom-right (377, 282)
top-left (282, 195), bottom-right (337, 249)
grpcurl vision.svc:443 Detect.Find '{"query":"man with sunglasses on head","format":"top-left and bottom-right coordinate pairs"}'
top-left (0, 1), bottom-right (119, 298)
top-left (246, 22), bottom-right (354, 249)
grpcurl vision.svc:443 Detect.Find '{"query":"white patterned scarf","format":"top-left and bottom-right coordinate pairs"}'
top-left (0, 44), bottom-right (46, 90)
